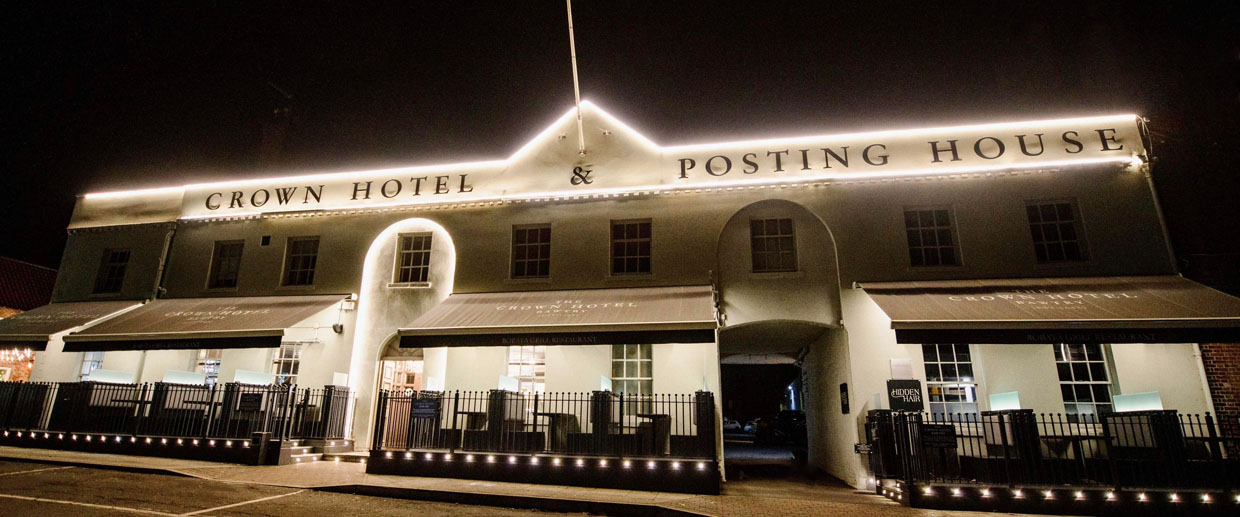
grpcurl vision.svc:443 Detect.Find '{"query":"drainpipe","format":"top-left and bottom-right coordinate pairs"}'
top-left (1137, 118), bottom-right (1178, 273)
top-left (135, 223), bottom-right (177, 381)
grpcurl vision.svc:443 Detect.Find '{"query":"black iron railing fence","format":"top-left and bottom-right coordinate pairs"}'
top-left (372, 389), bottom-right (716, 459)
top-left (0, 381), bottom-right (353, 441)
top-left (865, 409), bottom-right (1240, 490)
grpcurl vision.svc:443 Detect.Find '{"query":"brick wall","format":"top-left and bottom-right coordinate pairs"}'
top-left (1199, 343), bottom-right (1240, 429)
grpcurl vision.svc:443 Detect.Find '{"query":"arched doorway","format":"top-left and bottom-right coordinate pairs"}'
top-left (714, 199), bottom-right (844, 479)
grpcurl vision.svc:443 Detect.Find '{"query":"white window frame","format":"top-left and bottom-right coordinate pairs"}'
top-left (506, 345), bottom-right (546, 394)
top-left (393, 233), bottom-right (433, 284)
top-left (921, 344), bottom-right (978, 416)
top-left (79, 351), bottom-right (105, 381)
top-left (1054, 343), bottom-right (1114, 421)
top-left (272, 343), bottom-right (303, 385)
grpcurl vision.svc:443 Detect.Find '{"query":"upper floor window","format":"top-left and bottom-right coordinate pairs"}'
top-left (750, 218), bottom-right (797, 273)
top-left (611, 220), bottom-right (651, 275)
top-left (93, 249), bottom-right (130, 294)
top-left (507, 345), bottom-right (546, 393)
top-left (1054, 343), bottom-right (1113, 421)
top-left (394, 233), bottom-right (433, 283)
top-left (282, 237), bottom-right (319, 286)
top-left (511, 224), bottom-right (551, 279)
top-left (208, 241), bottom-right (244, 289)
top-left (1027, 201), bottom-right (1088, 263)
top-left (904, 208), bottom-right (959, 267)
top-left (922, 344), bottom-right (977, 416)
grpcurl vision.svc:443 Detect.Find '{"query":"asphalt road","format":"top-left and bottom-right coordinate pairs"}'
top-left (0, 460), bottom-right (575, 516)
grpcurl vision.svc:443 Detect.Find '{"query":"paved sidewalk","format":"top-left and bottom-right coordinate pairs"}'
top-left (0, 447), bottom-right (1012, 516)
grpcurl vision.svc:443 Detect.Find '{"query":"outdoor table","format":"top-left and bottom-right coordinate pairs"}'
top-left (636, 413), bottom-right (671, 456)
top-left (534, 412), bottom-right (580, 451)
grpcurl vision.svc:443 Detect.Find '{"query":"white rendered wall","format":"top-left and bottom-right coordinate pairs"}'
top-left (285, 304), bottom-right (356, 388)
top-left (29, 335), bottom-right (83, 382)
top-left (803, 328), bottom-right (861, 486)
top-left (652, 343), bottom-right (720, 395)
top-left (219, 348), bottom-right (270, 383)
top-left (135, 350), bottom-right (196, 383)
top-left (545, 345), bottom-right (611, 392)
top-left (442, 347), bottom-right (507, 391)
top-left (348, 218), bottom-right (457, 447)
top-left (972, 345), bottom-right (1064, 413)
top-left (1110, 343), bottom-right (1212, 414)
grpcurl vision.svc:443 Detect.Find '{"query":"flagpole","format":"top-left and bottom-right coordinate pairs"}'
top-left (566, 0), bottom-right (586, 156)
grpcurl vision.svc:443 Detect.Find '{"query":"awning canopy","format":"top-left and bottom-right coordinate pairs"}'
top-left (859, 275), bottom-right (1240, 344)
top-left (62, 295), bottom-right (347, 352)
top-left (399, 285), bottom-right (718, 347)
top-left (0, 301), bottom-right (139, 351)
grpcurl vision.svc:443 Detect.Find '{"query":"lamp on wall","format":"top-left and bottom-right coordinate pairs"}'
top-left (332, 323), bottom-right (345, 334)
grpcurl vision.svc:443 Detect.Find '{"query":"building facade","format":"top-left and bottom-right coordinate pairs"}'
top-left (5, 102), bottom-right (1239, 489)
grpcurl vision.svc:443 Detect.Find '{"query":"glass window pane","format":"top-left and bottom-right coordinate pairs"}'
top-left (940, 364), bottom-right (958, 382)
top-left (1061, 385), bottom-right (1076, 402)
top-left (1057, 363), bottom-right (1072, 382)
top-left (1072, 363), bottom-right (1091, 382)
top-left (1089, 362), bottom-right (1108, 382)
top-left (922, 345), bottom-right (937, 363)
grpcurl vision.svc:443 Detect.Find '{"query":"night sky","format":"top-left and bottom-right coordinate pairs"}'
top-left (2, 2), bottom-right (1237, 274)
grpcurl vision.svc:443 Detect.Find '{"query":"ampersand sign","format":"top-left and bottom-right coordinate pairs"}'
top-left (570, 166), bottom-right (593, 185)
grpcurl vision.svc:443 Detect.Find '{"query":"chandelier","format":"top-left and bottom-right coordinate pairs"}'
top-left (1, 347), bottom-right (33, 363)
